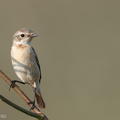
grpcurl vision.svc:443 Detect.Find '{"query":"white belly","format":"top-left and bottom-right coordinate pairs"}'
top-left (11, 46), bottom-right (40, 85)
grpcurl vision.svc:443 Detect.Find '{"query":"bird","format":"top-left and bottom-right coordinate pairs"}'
top-left (10, 28), bottom-right (45, 109)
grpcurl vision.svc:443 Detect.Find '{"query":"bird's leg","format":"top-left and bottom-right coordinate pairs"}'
top-left (28, 88), bottom-right (36, 110)
top-left (9, 80), bottom-right (25, 91)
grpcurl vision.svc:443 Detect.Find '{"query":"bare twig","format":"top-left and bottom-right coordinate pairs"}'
top-left (0, 94), bottom-right (42, 119)
top-left (0, 69), bottom-right (48, 120)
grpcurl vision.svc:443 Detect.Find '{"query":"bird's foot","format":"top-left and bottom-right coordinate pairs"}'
top-left (28, 100), bottom-right (36, 110)
top-left (9, 80), bottom-right (25, 91)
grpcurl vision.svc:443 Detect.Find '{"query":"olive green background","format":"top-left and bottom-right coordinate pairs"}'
top-left (0, 0), bottom-right (120, 120)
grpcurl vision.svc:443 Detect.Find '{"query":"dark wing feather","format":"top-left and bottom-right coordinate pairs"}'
top-left (32, 47), bottom-right (42, 82)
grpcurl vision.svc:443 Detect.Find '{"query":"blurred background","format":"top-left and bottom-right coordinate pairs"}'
top-left (0, 0), bottom-right (120, 120)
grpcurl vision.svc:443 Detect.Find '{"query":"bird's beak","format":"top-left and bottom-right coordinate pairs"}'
top-left (31, 33), bottom-right (38, 37)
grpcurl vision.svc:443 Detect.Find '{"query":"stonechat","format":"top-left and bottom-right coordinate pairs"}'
top-left (11, 28), bottom-right (45, 109)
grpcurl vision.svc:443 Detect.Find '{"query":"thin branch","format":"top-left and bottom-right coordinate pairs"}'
top-left (0, 94), bottom-right (42, 119)
top-left (0, 69), bottom-right (48, 120)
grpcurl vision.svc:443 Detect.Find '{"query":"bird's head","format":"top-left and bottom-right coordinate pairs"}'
top-left (13, 28), bottom-right (38, 45)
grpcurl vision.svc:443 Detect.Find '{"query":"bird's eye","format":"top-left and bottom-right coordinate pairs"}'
top-left (20, 34), bottom-right (25, 37)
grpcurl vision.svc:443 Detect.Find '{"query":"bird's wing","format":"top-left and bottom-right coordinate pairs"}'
top-left (32, 47), bottom-right (42, 81)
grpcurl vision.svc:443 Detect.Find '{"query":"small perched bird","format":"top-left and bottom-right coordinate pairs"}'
top-left (11, 28), bottom-right (45, 109)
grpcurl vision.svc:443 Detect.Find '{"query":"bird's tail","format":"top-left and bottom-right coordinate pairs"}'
top-left (35, 84), bottom-right (45, 109)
